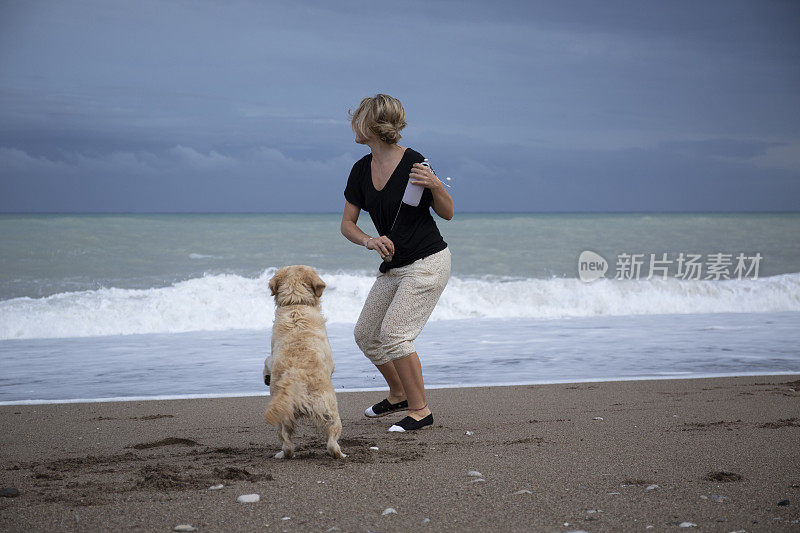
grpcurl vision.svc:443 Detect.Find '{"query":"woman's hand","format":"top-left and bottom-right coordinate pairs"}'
top-left (366, 235), bottom-right (395, 261)
top-left (409, 163), bottom-right (444, 191)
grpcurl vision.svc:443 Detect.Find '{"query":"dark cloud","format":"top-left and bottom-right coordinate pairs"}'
top-left (659, 139), bottom-right (783, 159)
top-left (0, 0), bottom-right (798, 212)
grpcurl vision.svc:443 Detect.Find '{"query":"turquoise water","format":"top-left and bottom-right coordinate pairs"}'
top-left (1, 212), bottom-right (799, 402)
top-left (1, 212), bottom-right (799, 299)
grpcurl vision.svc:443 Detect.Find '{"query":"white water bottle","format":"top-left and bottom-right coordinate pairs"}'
top-left (401, 158), bottom-right (430, 207)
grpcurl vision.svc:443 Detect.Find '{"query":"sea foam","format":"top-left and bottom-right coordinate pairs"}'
top-left (0, 270), bottom-right (798, 340)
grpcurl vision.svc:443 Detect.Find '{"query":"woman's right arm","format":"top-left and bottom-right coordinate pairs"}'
top-left (341, 201), bottom-right (394, 259)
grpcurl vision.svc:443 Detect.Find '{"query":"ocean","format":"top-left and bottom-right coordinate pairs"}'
top-left (1, 212), bottom-right (799, 403)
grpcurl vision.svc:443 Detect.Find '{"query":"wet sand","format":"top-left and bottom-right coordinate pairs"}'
top-left (1, 374), bottom-right (799, 532)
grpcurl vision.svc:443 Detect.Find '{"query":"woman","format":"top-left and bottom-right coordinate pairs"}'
top-left (340, 94), bottom-right (454, 432)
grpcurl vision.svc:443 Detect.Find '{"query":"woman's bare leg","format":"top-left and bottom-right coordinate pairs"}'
top-left (376, 360), bottom-right (406, 403)
top-left (391, 352), bottom-right (431, 420)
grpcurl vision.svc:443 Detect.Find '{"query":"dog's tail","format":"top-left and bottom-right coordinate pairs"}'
top-left (264, 383), bottom-right (298, 427)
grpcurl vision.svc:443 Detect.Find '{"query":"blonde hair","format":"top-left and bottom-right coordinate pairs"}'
top-left (348, 94), bottom-right (407, 144)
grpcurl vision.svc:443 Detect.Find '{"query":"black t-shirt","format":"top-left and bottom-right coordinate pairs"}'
top-left (344, 147), bottom-right (448, 273)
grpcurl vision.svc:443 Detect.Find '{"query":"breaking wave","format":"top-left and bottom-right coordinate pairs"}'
top-left (1, 270), bottom-right (799, 340)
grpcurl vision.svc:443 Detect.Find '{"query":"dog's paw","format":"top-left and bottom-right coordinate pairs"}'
top-left (328, 447), bottom-right (347, 459)
top-left (274, 450), bottom-right (285, 459)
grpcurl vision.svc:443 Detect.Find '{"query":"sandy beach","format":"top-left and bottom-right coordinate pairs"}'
top-left (1, 374), bottom-right (798, 532)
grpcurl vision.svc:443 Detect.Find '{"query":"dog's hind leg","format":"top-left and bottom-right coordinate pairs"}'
top-left (274, 422), bottom-right (295, 459)
top-left (325, 413), bottom-right (346, 459)
top-left (318, 392), bottom-right (346, 459)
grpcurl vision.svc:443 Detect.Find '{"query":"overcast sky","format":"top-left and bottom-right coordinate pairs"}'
top-left (1, 0), bottom-right (798, 212)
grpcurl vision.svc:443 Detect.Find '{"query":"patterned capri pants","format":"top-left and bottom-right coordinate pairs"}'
top-left (354, 246), bottom-right (451, 366)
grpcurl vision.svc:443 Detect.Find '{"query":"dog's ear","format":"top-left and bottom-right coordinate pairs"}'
top-left (269, 268), bottom-right (286, 297)
top-left (307, 269), bottom-right (326, 298)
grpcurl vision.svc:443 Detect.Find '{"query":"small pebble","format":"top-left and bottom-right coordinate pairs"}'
top-left (173, 526), bottom-right (197, 532)
top-left (513, 489), bottom-right (532, 495)
top-left (421, 518), bottom-right (430, 524)
top-left (592, 417), bottom-right (603, 420)
top-left (466, 470), bottom-right (483, 477)
top-left (382, 507), bottom-right (397, 516)
top-left (465, 431), bottom-right (474, 436)
top-left (467, 478), bottom-right (485, 484)
top-left (710, 494), bottom-right (728, 502)
top-left (0, 488), bottom-right (20, 498)
top-left (281, 516), bottom-right (291, 521)
top-left (778, 499), bottom-right (790, 506)
top-left (678, 522), bottom-right (697, 528)
top-left (607, 492), bottom-right (621, 495)
top-left (646, 484), bottom-right (659, 491)
top-left (237, 494), bottom-right (260, 503)
top-left (369, 446), bottom-right (379, 451)
top-left (325, 528), bottom-right (341, 532)
top-left (208, 484), bottom-right (224, 490)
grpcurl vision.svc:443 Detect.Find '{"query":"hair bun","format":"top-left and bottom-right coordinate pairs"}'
top-left (348, 94), bottom-right (407, 144)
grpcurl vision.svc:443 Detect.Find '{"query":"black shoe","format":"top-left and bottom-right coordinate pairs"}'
top-left (364, 398), bottom-right (408, 418)
top-left (388, 413), bottom-right (434, 432)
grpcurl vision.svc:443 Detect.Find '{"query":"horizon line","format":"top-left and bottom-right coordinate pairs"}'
top-left (1, 209), bottom-right (799, 215)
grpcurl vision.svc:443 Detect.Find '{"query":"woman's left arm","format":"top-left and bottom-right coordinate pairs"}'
top-left (409, 162), bottom-right (454, 220)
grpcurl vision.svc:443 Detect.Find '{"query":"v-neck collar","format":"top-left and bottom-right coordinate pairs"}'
top-left (369, 148), bottom-right (408, 193)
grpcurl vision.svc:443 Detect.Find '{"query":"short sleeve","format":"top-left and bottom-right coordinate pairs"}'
top-left (344, 161), bottom-right (365, 210)
top-left (409, 150), bottom-right (433, 210)
top-left (421, 185), bottom-right (433, 209)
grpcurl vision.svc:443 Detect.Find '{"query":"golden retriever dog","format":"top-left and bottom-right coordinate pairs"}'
top-left (263, 265), bottom-right (346, 459)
